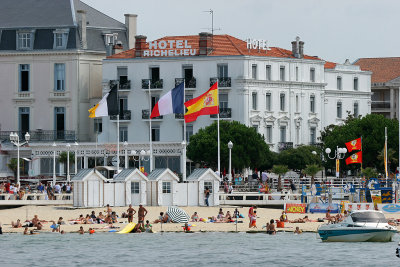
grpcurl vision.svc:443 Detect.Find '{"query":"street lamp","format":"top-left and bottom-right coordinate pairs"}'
top-left (74, 142), bottom-right (79, 175)
top-left (228, 141), bottom-right (233, 181)
top-left (325, 146), bottom-right (347, 203)
top-left (181, 140), bottom-right (187, 181)
top-left (66, 143), bottom-right (71, 182)
top-left (10, 132), bottom-right (30, 186)
top-left (123, 141), bottom-right (128, 169)
top-left (52, 142), bottom-right (57, 185)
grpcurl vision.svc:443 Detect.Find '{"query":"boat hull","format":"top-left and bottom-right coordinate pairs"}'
top-left (318, 228), bottom-right (397, 242)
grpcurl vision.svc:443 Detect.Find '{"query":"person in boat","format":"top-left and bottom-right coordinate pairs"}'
top-left (267, 219), bottom-right (276, 235)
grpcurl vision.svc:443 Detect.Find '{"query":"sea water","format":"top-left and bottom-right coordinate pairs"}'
top-left (1, 232), bottom-right (399, 266)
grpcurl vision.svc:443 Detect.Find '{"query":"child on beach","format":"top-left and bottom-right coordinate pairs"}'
top-left (144, 220), bottom-right (153, 233)
top-left (249, 211), bottom-right (257, 228)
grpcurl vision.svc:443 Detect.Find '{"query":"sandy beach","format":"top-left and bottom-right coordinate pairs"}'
top-left (1, 205), bottom-right (400, 234)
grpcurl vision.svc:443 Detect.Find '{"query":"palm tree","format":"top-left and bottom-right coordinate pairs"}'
top-left (377, 148), bottom-right (398, 173)
top-left (7, 158), bottom-right (20, 178)
top-left (361, 167), bottom-right (378, 179)
top-left (59, 152), bottom-right (75, 177)
top-left (272, 165), bottom-right (288, 191)
top-left (304, 164), bottom-right (323, 185)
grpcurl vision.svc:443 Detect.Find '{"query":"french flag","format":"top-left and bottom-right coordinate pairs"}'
top-left (150, 82), bottom-right (184, 118)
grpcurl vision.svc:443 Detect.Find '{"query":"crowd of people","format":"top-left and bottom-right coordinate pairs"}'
top-left (0, 181), bottom-right (72, 200)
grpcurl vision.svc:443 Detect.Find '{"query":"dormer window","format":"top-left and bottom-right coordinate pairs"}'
top-left (104, 33), bottom-right (118, 46)
top-left (53, 29), bottom-right (69, 49)
top-left (17, 30), bottom-right (35, 50)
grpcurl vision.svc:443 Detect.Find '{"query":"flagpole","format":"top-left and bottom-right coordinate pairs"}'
top-left (183, 80), bottom-right (187, 182)
top-left (149, 80), bottom-right (153, 173)
top-left (385, 127), bottom-right (388, 182)
top-left (360, 136), bottom-right (363, 170)
top-left (117, 81), bottom-right (120, 173)
top-left (217, 80), bottom-right (220, 177)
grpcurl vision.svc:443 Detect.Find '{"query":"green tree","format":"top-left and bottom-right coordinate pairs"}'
top-left (272, 165), bottom-right (288, 191)
top-left (276, 145), bottom-right (322, 171)
top-left (377, 148), bottom-right (398, 173)
top-left (361, 167), bottom-right (378, 179)
top-left (7, 158), bottom-right (21, 177)
top-left (304, 164), bottom-right (323, 185)
top-left (59, 151), bottom-right (75, 176)
top-left (187, 121), bottom-right (274, 171)
top-left (320, 114), bottom-right (399, 174)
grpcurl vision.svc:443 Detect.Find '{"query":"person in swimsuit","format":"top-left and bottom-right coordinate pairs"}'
top-left (267, 219), bottom-right (276, 235)
top-left (106, 204), bottom-right (112, 217)
top-left (191, 212), bottom-right (199, 222)
top-left (127, 204), bottom-right (136, 223)
top-left (23, 227), bottom-right (29, 235)
top-left (294, 226), bottom-right (302, 234)
top-left (11, 219), bottom-right (22, 228)
top-left (138, 204), bottom-right (148, 228)
top-left (79, 226), bottom-right (84, 234)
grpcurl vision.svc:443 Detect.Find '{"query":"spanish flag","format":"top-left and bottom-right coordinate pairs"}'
top-left (345, 138), bottom-right (362, 152)
top-left (88, 87), bottom-right (119, 118)
top-left (184, 82), bottom-right (219, 123)
top-left (345, 151), bottom-right (362, 165)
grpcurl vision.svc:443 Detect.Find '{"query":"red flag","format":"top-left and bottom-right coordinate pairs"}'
top-left (223, 167), bottom-right (226, 177)
top-left (345, 151), bottom-right (362, 165)
top-left (345, 138), bottom-right (362, 152)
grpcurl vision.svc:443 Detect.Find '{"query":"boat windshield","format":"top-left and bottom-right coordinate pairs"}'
top-left (351, 212), bottom-right (387, 223)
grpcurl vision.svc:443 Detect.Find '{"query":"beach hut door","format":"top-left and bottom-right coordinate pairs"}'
top-left (140, 180), bottom-right (147, 205)
top-left (131, 181), bottom-right (141, 206)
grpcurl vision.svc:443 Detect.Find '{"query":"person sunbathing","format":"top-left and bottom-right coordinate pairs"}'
top-left (225, 211), bottom-right (233, 223)
top-left (97, 212), bottom-right (105, 223)
top-left (50, 221), bottom-right (60, 232)
top-left (191, 212), bottom-right (199, 222)
top-left (11, 219), bottom-right (22, 228)
top-left (290, 216), bottom-right (311, 223)
top-left (31, 215), bottom-right (40, 227)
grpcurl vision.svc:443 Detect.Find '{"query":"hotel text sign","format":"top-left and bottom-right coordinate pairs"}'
top-left (143, 40), bottom-right (196, 57)
top-left (246, 38), bottom-right (270, 50)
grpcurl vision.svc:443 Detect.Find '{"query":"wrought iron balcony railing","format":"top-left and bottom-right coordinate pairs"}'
top-left (175, 113), bottom-right (184, 119)
top-left (142, 79), bottom-right (164, 89)
top-left (142, 109), bottom-right (163, 120)
top-left (210, 77), bottom-right (231, 88)
top-left (175, 78), bottom-right (196, 88)
top-left (110, 110), bottom-right (131, 121)
top-left (0, 130), bottom-right (76, 142)
top-left (278, 142), bottom-right (293, 151)
top-left (109, 80), bottom-right (131, 90)
top-left (371, 101), bottom-right (390, 109)
top-left (210, 108), bottom-right (232, 118)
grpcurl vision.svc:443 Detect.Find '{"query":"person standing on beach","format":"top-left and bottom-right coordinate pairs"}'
top-left (106, 204), bottom-right (112, 217)
top-left (138, 204), bottom-right (148, 228)
top-left (204, 187), bottom-right (210, 206)
top-left (127, 204), bottom-right (136, 223)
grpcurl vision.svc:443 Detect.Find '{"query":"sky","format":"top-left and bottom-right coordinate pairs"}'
top-left (83, 0), bottom-right (399, 63)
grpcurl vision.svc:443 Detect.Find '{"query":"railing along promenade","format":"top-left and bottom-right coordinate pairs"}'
top-left (0, 193), bottom-right (72, 205)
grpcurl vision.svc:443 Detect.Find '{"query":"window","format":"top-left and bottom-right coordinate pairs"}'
top-left (19, 107), bottom-right (30, 134)
top-left (266, 125), bottom-right (272, 143)
top-left (310, 68), bottom-right (315, 82)
top-left (265, 93), bottom-right (271, 111)
top-left (150, 67), bottom-right (160, 81)
top-left (162, 181), bottom-right (171, 193)
top-left (252, 125), bottom-right (258, 132)
top-left (204, 181), bottom-right (213, 193)
top-left (19, 64), bottom-right (30, 92)
top-left (185, 124), bottom-right (193, 142)
top-left (252, 64), bottom-right (257, 79)
top-left (151, 96), bottom-right (159, 110)
top-left (337, 102), bottom-right (342, 118)
top-left (152, 125), bottom-right (160, 141)
top-left (310, 95), bottom-right (315, 113)
top-left (217, 64), bottom-right (228, 78)
top-left (219, 93), bottom-right (228, 109)
top-left (55, 33), bottom-right (63, 47)
top-left (337, 77), bottom-right (342, 90)
top-left (119, 97), bottom-right (128, 115)
top-left (53, 29), bottom-right (69, 49)
top-left (18, 32), bottom-right (33, 49)
top-left (280, 126), bottom-right (286, 142)
top-left (54, 107), bottom-right (65, 140)
top-left (280, 93), bottom-right (285, 111)
top-left (131, 182), bottom-right (140, 194)
top-left (104, 33), bottom-right (118, 46)
top-left (295, 95), bottom-right (299, 112)
top-left (54, 63), bottom-right (65, 91)
top-left (117, 67), bottom-right (128, 85)
top-left (266, 65), bottom-right (271, 80)
top-left (354, 102), bottom-right (359, 117)
top-left (310, 127), bottom-right (316, 144)
top-left (354, 77), bottom-right (358, 91)
top-left (280, 66), bottom-right (285, 81)
top-left (120, 126), bottom-right (128, 142)
top-left (94, 118), bottom-right (102, 133)
top-left (252, 92), bottom-right (257, 110)
top-left (295, 66), bottom-right (299, 81)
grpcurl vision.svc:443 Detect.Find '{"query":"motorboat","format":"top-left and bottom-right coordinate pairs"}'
top-left (318, 210), bottom-right (397, 242)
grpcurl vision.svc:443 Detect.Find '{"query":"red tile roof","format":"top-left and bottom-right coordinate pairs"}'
top-left (324, 61), bottom-right (336, 69)
top-left (354, 57), bottom-right (400, 83)
top-left (109, 34), bottom-right (325, 62)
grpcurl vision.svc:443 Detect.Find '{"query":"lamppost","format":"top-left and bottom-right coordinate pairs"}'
top-left (66, 143), bottom-right (71, 182)
top-left (9, 132), bottom-right (30, 186)
top-left (73, 142), bottom-right (79, 176)
top-left (131, 150), bottom-right (149, 172)
top-left (228, 141), bottom-right (233, 181)
top-left (52, 142), bottom-right (57, 185)
top-left (325, 146), bottom-right (347, 203)
top-left (181, 140), bottom-right (187, 181)
top-left (123, 141), bottom-right (128, 169)
top-left (312, 150), bottom-right (325, 178)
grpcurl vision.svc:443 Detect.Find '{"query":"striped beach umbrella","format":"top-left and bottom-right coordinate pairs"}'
top-left (166, 206), bottom-right (190, 223)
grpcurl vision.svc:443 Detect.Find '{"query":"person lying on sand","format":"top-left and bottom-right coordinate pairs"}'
top-left (11, 219), bottom-right (22, 228)
top-left (290, 216), bottom-right (312, 223)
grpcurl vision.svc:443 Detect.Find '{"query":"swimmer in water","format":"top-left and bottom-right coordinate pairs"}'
top-left (79, 226), bottom-right (84, 234)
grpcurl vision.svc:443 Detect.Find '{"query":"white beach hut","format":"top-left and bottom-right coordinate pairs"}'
top-left (113, 168), bottom-right (148, 206)
top-left (146, 168), bottom-right (179, 206)
top-left (186, 168), bottom-right (221, 206)
top-left (72, 169), bottom-right (107, 207)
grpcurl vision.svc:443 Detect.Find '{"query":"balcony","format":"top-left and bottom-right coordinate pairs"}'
top-left (109, 80), bottom-right (131, 91)
top-left (142, 109), bottom-right (163, 120)
top-left (371, 101), bottom-right (390, 109)
top-left (278, 142), bottom-right (293, 151)
top-left (210, 108), bottom-right (232, 119)
top-left (175, 78), bottom-right (196, 89)
top-left (175, 113), bottom-right (184, 120)
top-left (0, 130), bottom-right (76, 142)
top-left (110, 110), bottom-right (131, 121)
top-left (142, 79), bottom-right (163, 90)
top-left (210, 77), bottom-right (231, 88)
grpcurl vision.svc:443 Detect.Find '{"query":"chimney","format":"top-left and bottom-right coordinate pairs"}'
top-left (135, 35), bottom-right (147, 57)
top-left (77, 10), bottom-right (87, 49)
top-left (291, 36), bottom-right (304, 59)
top-left (199, 32), bottom-right (213, 56)
top-left (125, 14), bottom-right (138, 50)
top-left (299, 41), bottom-right (304, 58)
top-left (113, 41), bottom-right (124, 55)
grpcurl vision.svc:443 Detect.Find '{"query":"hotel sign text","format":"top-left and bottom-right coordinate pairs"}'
top-left (143, 40), bottom-right (196, 57)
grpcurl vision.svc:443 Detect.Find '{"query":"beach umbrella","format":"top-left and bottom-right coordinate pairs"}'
top-left (166, 206), bottom-right (190, 223)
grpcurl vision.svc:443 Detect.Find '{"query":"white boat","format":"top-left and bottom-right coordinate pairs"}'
top-left (318, 210), bottom-right (397, 242)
